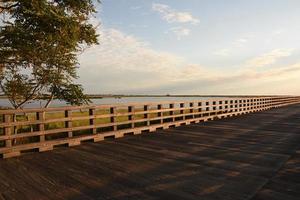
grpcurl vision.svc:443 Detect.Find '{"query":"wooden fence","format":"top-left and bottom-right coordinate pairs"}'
top-left (1, 96), bottom-right (300, 158)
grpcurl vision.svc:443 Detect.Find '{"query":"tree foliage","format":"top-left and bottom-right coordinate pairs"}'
top-left (0, 0), bottom-right (99, 108)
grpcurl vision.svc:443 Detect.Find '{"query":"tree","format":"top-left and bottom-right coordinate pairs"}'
top-left (0, 0), bottom-right (99, 109)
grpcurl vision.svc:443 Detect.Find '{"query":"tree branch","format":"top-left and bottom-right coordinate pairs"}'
top-left (0, 3), bottom-right (19, 13)
top-left (44, 93), bottom-right (54, 108)
top-left (15, 83), bottom-right (41, 109)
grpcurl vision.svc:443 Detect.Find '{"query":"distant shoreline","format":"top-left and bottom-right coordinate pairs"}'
top-left (0, 94), bottom-right (294, 99)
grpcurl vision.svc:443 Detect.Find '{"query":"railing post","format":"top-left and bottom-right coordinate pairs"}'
top-left (36, 112), bottom-right (45, 142)
top-left (144, 105), bottom-right (150, 126)
top-left (246, 99), bottom-right (250, 111)
top-left (157, 104), bottom-right (163, 124)
top-left (128, 106), bottom-right (134, 128)
top-left (65, 110), bottom-right (73, 138)
top-left (89, 108), bottom-right (96, 134)
top-left (233, 100), bottom-right (237, 113)
top-left (180, 103), bottom-right (185, 120)
top-left (198, 102), bottom-right (202, 118)
top-left (218, 100), bottom-right (222, 115)
top-left (4, 114), bottom-right (12, 148)
top-left (190, 102), bottom-right (194, 118)
top-left (169, 103), bottom-right (174, 122)
top-left (110, 107), bottom-right (117, 131)
top-left (205, 102), bottom-right (210, 116)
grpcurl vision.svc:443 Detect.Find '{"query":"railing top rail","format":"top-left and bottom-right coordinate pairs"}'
top-left (0, 96), bottom-right (298, 114)
top-left (0, 95), bottom-right (299, 158)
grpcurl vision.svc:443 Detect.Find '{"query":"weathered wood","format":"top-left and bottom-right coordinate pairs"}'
top-left (110, 107), bottom-right (117, 131)
top-left (89, 108), bottom-right (96, 134)
top-left (169, 103), bottom-right (175, 122)
top-left (128, 106), bottom-right (135, 128)
top-left (2, 151), bottom-right (20, 159)
top-left (180, 103), bottom-right (185, 121)
top-left (0, 104), bottom-right (300, 199)
top-left (4, 114), bottom-right (12, 148)
top-left (0, 98), bottom-right (299, 127)
top-left (65, 110), bottom-right (73, 138)
top-left (0, 97), bottom-right (299, 158)
top-left (144, 105), bottom-right (150, 126)
top-left (157, 104), bottom-right (163, 124)
top-left (36, 111), bottom-right (45, 142)
top-left (39, 145), bottom-right (53, 152)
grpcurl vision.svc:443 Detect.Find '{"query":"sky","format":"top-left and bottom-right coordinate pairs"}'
top-left (78, 0), bottom-right (300, 95)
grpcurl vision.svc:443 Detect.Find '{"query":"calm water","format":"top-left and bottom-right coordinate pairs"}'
top-left (0, 96), bottom-right (229, 108)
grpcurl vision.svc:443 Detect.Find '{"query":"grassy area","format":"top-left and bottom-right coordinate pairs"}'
top-left (0, 106), bottom-right (195, 146)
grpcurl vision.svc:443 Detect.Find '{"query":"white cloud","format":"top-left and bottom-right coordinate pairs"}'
top-left (234, 38), bottom-right (248, 46)
top-left (236, 38), bottom-right (248, 43)
top-left (152, 3), bottom-right (199, 25)
top-left (251, 62), bottom-right (300, 79)
top-left (78, 23), bottom-right (300, 94)
top-left (170, 27), bottom-right (191, 39)
top-left (272, 30), bottom-right (284, 35)
top-left (213, 35), bottom-right (253, 56)
top-left (146, 61), bottom-right (300, 94)
top-left (265, 30), bottom-right (286, 44)
top-left (81, 28), bottom-right (182, 73)
top-left (129, 24), bottom-right (148, 28)
top-left (234, 34), bottom-right (254, 47)
top-left (78, 27), bottom-right (187, 92)
top-left (213, 48), bottom-right (230, 56)
top-left (130, 6), bottom-right (142, 10)
top-left (245, 48), bottom-right (294, 68)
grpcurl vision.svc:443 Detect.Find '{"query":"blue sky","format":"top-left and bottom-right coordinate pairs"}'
top-left (78, 0), bottom-right (300, 95)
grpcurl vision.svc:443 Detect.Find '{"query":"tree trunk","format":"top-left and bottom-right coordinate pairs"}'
top-left (44, 94), bottom-right (54, 108)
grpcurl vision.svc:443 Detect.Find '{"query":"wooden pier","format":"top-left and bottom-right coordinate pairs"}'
top-left (0, 99), bottom-right (299, 199)
top-left (1, 96), bottom-right (299, 159)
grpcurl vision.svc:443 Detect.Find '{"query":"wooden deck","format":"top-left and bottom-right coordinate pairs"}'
top-left (0, 104), bottom-right (299, 200)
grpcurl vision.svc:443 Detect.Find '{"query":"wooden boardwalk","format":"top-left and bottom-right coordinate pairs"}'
top-left (0, 104), bottom-right (299, 200)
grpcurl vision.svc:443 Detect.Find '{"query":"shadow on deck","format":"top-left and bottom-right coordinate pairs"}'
top-left (0, 104), bottom-right (300, 200)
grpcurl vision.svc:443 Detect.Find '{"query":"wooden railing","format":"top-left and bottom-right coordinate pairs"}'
top-left (1, 96), bottom-right (300, 158)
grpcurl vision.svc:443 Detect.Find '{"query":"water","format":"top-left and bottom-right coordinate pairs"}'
top-left (0, 96), bottom-right (229, 108)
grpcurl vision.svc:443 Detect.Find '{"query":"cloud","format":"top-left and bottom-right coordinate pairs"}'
top-left (78, 27), bottom-right (186, 93)
top-left (130, 6), bottom-right (142, 10)
top-left (272, 30), bottom-right (284, 35)
top-left (234, 38), bottom-right (248, 46)
top-left (265, 30), bottom-right (286, 44)
top-left (235, 34), bottom-right (254, 45)
top-left (213, 48), bottom-right (230, 56)
top-left (129, 24), bottom-right (148, 28)
top-left (236, 38), bottom-right (248, 43)
top-left (213, 35), bottom-right (253, 56)
top-left (133, 61), bottom-right (300, 94)
top-left (80, 28), bottom-right (183, 73)
top-left (245, 48), bottom-right (294, 68)
top-left (78, 24), bottom-right (300, 94)
top-left (152, 3), bottom-right (199, 25)
top-left (248, 62), bottom-right (300, 79)
top-left (169, 27), bottom-right (191, 39)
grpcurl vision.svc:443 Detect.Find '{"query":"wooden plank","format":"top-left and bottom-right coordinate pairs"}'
top-left (65, 110), bottom-right (73, 138)
top-left (89, 108), bottom-right (96, 134)
top-left (110, 107), bottom-right (117, 131)
top-left (0, 104), bottom-right (299, 200)
top-left (4, 115), bottom-right (12, 148)
top-left (0, 98), bottom-right (299, 127)
top-left (144, 105), bottom-right (150, 126)
top-left (128, 106), bottom-right (135, 128)
top-left (1, 96), bottom-right (298, 115)
top-left (36, 112), bottom-right (45, 142)
top-left (0, 97), bottom-right (299, 158)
